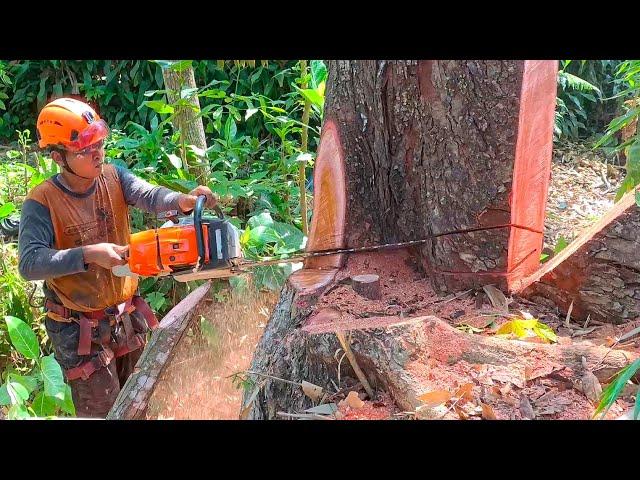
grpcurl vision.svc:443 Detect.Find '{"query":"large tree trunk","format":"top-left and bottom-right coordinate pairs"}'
top-left (305, 60), bottom-right (557, 293)
top-left (243, 60), bottom-right (639, 420)
top-left (162, 64), bottom-right (209, 182)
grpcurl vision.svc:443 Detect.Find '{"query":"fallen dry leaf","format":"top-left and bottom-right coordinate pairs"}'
top-left (301, 381), bottom-right (324, 402)
top-left (483, 285), bottom-right (509, 312)
top-left (454, 383), bottom-right (474, 403)
top-left (454, 406), bottom-right (469, 420)
top-left (481, 403), bottom-right (497, 420)
top-left (418, 390), bottom-right (452, 407)
top-left (580, 371), bottom-right (602, 404)
top-left (341, 391), bottom-right (365, 409)
top-left (533, 390), bottom-right (573, 416)
top-left (499, 384), bottom-right (512, 397)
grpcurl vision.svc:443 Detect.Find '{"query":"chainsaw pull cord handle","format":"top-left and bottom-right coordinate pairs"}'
top-left (194, 195), bottom-right (207, 270)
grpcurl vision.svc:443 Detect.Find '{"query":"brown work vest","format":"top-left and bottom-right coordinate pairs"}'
top-left (26, 164), bottom-right (138, 312)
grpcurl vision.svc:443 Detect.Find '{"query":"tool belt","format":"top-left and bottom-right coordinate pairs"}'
top-left (45, 296), bottom-right (159, 381)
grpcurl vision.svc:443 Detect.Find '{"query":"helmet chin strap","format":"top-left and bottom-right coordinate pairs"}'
top-left (61, 151), bottom-right (95, 180)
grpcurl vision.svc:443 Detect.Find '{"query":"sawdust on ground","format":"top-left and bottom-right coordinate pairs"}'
top-left (145, 287), bottom-right (278, 420)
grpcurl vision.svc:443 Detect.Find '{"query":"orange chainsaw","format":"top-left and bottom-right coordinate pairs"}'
top-left (113, 195), bottom-right (245, 282)
top-left (113, 195), bottom-right (516, 282)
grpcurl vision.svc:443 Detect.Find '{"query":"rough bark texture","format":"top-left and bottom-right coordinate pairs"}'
top-left (307, 60), bottom-right (556, 293)
top-left (162, 65), bottom-right (209, 181)
top-left (107, 282), bottom-right (210, 419)
top-left (520, 191), bottom-right (640, 324)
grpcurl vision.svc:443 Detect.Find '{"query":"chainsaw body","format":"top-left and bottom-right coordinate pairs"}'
top-left (125, 196), bottom-right (242, 280)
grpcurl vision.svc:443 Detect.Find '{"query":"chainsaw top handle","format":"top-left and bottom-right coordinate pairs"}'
top-left (193, 194), bottom-right (225, 266)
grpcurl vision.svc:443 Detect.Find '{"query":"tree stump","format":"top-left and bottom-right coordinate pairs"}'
top-left (351, 274), bottom-right (381, 300)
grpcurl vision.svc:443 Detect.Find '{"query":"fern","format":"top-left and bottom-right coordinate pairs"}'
top-left (558, 71), bottom-right (601, 96)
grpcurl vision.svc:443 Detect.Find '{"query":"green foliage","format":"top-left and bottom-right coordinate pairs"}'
top-left (1, 316), bottom-right (74, 418)
top-left (593, 60), bottom-right (640, 200)
top-left (238, 210), bottom-right (306, 291)
top-left (555, 60), bottom-right (625, 142)
top-left (594, 358), bottom-right (640, 420)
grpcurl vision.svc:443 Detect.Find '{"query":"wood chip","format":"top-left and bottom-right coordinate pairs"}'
top-left (519, 394), bottom-right (536, 420)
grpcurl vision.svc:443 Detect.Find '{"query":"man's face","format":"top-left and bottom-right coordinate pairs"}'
top-left (56, 140), bottom-right (105, 179)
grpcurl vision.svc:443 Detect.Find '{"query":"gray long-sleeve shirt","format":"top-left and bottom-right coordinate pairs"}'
top-left (18, 165), bottom-right (183, 281)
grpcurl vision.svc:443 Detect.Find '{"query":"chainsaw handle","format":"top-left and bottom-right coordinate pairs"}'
top-left (194, 195), bottom-right (226, 267)
top-left (194, 195), bottom-right (207, 266)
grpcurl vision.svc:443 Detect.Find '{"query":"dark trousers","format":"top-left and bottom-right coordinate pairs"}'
top-left (45, 311), bottom-right (148, 418)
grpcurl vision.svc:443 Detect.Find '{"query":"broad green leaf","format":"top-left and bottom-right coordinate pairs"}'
top-left (7, 381), bottom-right (29, 405)
top-left (199, 89), bottom-right (226, 99)
top-left (224, 116), bottom-right (237, 141)
top-left (634, 387), bottom-right (640, 420)
top-left (311, 60), bottom-right (328, 88)
top-left (272, 222), bottom-right (305, 252)
top-left (298, 88), bottom-right (324, 107)
top-left (240, 226), bottom-right (251, 247)
top-left (248, 211), bottom-right (274, 229)
top-left (554, 236), bottom-right (569, 254)
top-left (594, 359), bottom-right (640, 418)
top-left (253, 263), bottom-right (295, 291)
top-left (143, 101), bottom-right (174, 115)
top-left (0, 202), bottom-right (16, 218)
top-left (636, 190), bottom-right (640, 208)
top-left (167, 154), bottom-right (182, 169)
top-left (247, 226), bottom-right (280, 250)
top-left (7, 403), bottom-right (30, 419)
top-left (4, 316), bottom-right (40, 360)
top-left (616, 176), bottom-right (637, 202)
top-left (0, 384), bottom-right (11, 406)
top-left (8, 374), bottom-right (39, 395)
top-left (41, 354), bottom-right (66, 401)
top-left (532, 323), bottom-right (558, 343)
top-left (145, 291), bottom-right (166, 312)
top-left (32, 391), bottom-right (57, 417)
top-left (245, 108), bottom-right (259, 121)
top-left (180, 87), bottom-right (198, 99)
top-left (170, 60), bottom-right (193, 73)
top-left (53, 384), bottom-right (75, 416)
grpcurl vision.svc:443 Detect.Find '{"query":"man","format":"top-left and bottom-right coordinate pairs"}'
top-left (18, 97), bottom-right (217, 417)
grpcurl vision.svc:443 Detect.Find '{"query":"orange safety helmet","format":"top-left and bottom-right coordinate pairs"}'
top-left (36, 97), bottom-right (109, 152)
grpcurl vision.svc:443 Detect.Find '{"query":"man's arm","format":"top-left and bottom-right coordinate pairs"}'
top-left (18, 199), bottom-right (87, 280)
top-left (116, 165), bottom-right (218, 214)
top-left (18, 200), bottom-right (129, 281)
top-left (115, 165), bottom-right (183, 213)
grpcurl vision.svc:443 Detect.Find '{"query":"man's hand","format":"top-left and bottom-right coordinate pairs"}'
top-left (82, 243), bottom-right (129, 269)
top-left (178, 185), bottom-right (219, 213)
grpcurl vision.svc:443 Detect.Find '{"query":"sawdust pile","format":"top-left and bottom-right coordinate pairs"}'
top-left (146, 284), bottom-right (278, 419)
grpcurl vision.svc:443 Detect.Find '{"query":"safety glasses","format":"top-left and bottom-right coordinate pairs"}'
top-left (66, 119), bottom-right (109, 152)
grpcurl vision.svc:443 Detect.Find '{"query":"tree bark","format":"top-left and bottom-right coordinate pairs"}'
top-left (162, 64), bottom-right (209, 182)
top-left (305, 60), bottom-right (557, 293)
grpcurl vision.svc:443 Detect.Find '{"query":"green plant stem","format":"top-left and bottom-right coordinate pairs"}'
top-left (298, 60), bottom-right (310, 236)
